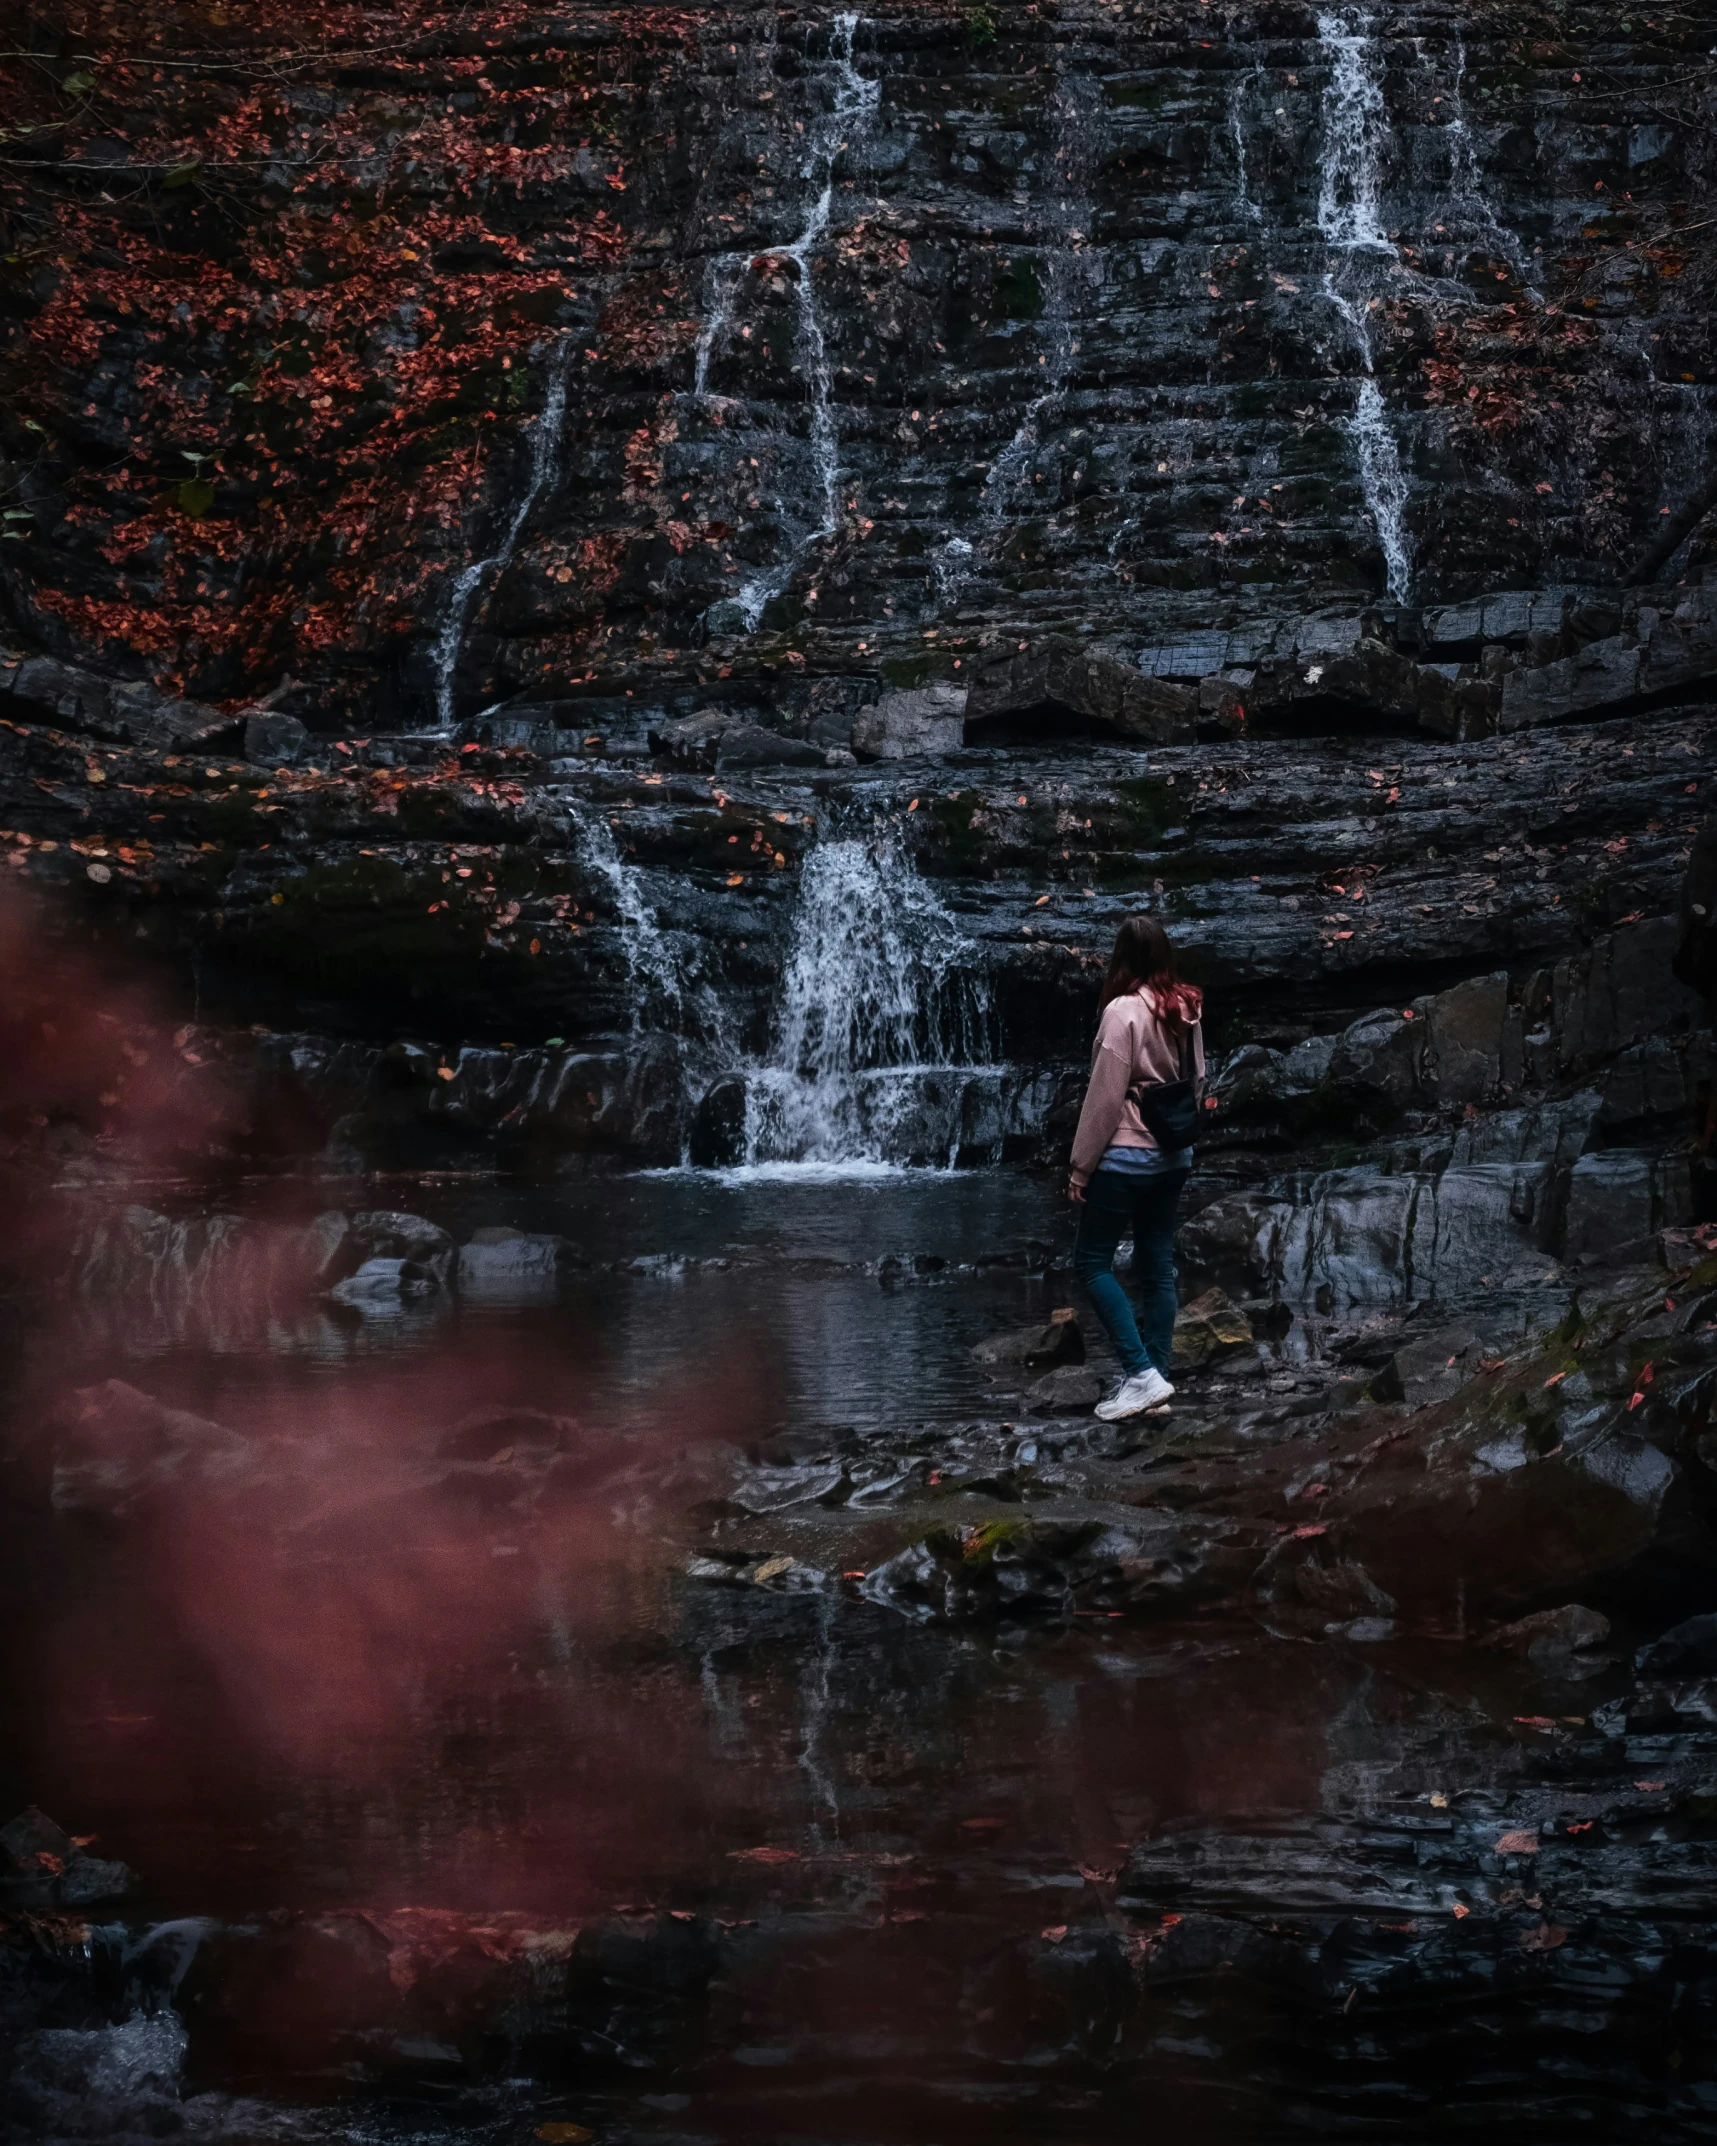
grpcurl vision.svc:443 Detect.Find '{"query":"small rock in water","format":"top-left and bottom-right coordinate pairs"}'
top-left (971, 1308), bottom-right (1085, 1371)
top-left (1636, 1611), bottom-right (1717, 1678)
top-left (1172, 1287), bottom-right (1255, 1369)
top-left (329, 1256), bottom-right (436, 1308)
top-left (1484, 1604), bottom-right (1611, 1661)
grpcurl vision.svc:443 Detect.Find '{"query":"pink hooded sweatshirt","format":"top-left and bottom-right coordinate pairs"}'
top-left (1068, 986), bottom-right (1206, 1188)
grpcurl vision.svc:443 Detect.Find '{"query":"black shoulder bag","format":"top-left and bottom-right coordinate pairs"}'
top-left (1126, 1020), bottom-right (1201, 1153)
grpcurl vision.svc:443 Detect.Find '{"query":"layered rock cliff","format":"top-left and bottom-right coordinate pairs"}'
top-left (0, 0), bottom-right (1711, 1303)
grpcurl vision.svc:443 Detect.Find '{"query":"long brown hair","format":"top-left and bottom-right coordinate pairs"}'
top-left (1099, 913), bottom-right (1203, 1029)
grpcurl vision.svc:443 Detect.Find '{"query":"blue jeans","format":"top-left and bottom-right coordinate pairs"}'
top-left (1073, 1166), bottom-right (1190, 1379)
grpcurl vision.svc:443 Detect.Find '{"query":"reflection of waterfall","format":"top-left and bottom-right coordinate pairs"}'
top-left (740, 835), bottom-right (1003, 1168)
top-left (699, 13), bottom-right (879, 633)
top-left (1316, 9), bottom-right (1413, 604)
top-left (797, 1593), bottom-right (842, 1843)
top-left (433, 345), bottom-right (571, 729)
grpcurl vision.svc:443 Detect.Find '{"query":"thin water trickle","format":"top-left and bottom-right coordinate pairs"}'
top-left (433, 345), bottom-right (571, 729)
top-left (572, 808), bottom-right (689, 1031)
top-left (1229, 57), bottom-right (1265, 224)
top-left (1444, 35), bottom-right (1533, 288)
top-left (941, 73), bottom-right (1102, 606)
top-left (697, 13), bottom-right (879, 633)
top-left (1316, 8), bottom-right (1413, 604)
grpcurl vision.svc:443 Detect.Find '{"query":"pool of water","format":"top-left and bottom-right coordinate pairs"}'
top-left (2, 1169), bottom-right (1710, 2142)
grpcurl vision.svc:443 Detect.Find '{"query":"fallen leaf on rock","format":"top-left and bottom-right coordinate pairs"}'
top-left (1291, 1523), bottom-right (1326, 1539)
top-left (536, 2126), bottom-right (594, 2144)
top-left (751, 1556), bottom-right (794, 1584)
top-left (1494, 1830), bottom-right (1540, 1855)
top-left (1635, 1781), bottom-right (1666, 1792)
top-left (1518, 1922), bottom-right (1567, 1952)
top-left (1513, 1716), bottom-right (1557, 1732)
top-left (728, 1847), bottom-right (799, 1864)
top-left (960, 1818), bottom-right (1006, 1833)
top-left (1451, 1903), bottom-right (1470, 1918)
top-left (1041, 1925), bottom-right (1068, 1942)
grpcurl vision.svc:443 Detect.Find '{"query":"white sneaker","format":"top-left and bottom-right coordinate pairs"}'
top-left (1095, 1368), bottom-right (1174, 1421)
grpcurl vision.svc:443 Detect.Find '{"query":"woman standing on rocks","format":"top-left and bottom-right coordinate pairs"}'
top-left (1068, 914), bottom-right (1204, 1422)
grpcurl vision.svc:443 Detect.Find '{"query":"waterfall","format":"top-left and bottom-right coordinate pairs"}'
top-left (738, 834), bottom-right (1003, 1170)
top-left (1315, 9), bottom-right (1413, 605)
top-left (698, 13), bottom-right (880, 633)
top-left (433, 346), bottom-right (571, 729)
top-left (572, 809), bottom-right (687, 1031)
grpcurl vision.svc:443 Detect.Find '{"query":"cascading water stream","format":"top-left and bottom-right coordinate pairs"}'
top-left (1315, 8), bottom-right (1413, 605)
top-left (432, 345), bottom-right (571, 730)
top-left (739, 835), bottom-right (1004, 1169)
top-left (571, 809), bottom-right (688, 1032)
top-left (1444, 36), bottom-right (1533, 290)
top-left (1229, 57), bottom-right (1265, 224)
top-left (696, 13), bottom-right (879, 633)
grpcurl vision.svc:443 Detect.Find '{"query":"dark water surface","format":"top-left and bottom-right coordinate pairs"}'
top-left (1, 1172), bottom-right (1704, 2142)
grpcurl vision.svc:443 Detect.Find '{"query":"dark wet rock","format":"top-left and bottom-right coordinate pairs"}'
top-left (1483, 1604), bottom-right (1611, 1661)
top-left (1677, 814), bottom-right (1717, 1014)
top-left (971, 1308), bottom-right (1084, 1371)
top-left (241, 710), bottom-right (310, 768)
top-left (0, 1808), bottom-right (133, 1909)
top-left (8, 2011), bottom-right (186, 2135)
top-left (714, 722), bottom-right (826, 772)
top-left (688, 1076), bottom-right (746, 1168)
top-left (47, 1381), bottom-right (256, 1517)
top-left (1024, 1364), bottom-right (1105, 1415)
top-left (853, 685), bottom-right (965, 760)
top-left (327, 1255), bottom-right (437, 1309)
top-left (1171, 1287), bottom-right (1254, 1370)
top-left (348, 1210), bottom-right (453, 1273)
top-left (964, 637), bottom-right (1195, 746)
top-left (455, 1228), bottom-right (566, 1301)
top-left (1636, 1612), bottom-right (1717, 1680)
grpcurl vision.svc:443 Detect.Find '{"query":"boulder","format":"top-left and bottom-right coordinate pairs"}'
top-left (328, 1256), bottom-right (437, 1308)
top-left (1636, 1611), bottom-right (1717, 1678)
top-left (853, 685), bottom-right (967, 759)
top-left (243, 709), bottom-right (311, 766)
top-left (1171, 1286), bottom-right (1254, 1369)
top-left (1482, 1604), bottom-right (1611, 1660)
top-left (349, 1210), bottom-right (453, 1278)
top-left (971, 1308), bottom-right (1085, 1371)
top-left (652, 708), bottom-right (734, 769)
top-left (1025, 1364), bottom-right (1106, 1414)
top-left (456, 1228), bottom-right (565, 1302)
top-left (48, 1380), bottom-right (256, 1516)
top-left (0, 1807), bottom-right (134, 1904)
top-left (963, 637), bottom-right (1195, 744)
top-left (714, 722), bottom-right (826, 770)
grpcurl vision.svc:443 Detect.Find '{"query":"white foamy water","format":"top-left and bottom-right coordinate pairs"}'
top-left (433, 345), bottom-right (571, 728)
top-left (740, 836), bottom-right (1004, 1168)
top-left (1316, 9), bottom-right (1413, 604)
